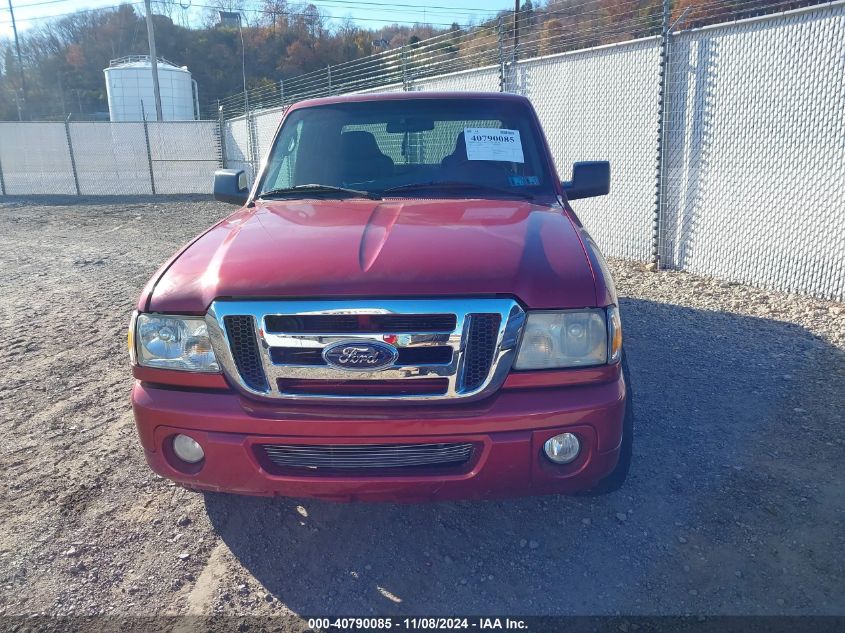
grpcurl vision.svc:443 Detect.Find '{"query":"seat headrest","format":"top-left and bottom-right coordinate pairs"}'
top-left (452, 131), bottom-right (466, 155)
top-left (340, 131), bottom-right (384, 158)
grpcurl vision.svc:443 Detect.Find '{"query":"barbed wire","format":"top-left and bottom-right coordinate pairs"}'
top-left (208, 0), bottom-right (836, 118)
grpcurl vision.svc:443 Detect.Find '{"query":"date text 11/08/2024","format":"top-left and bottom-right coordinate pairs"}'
top-left (307, 618), bottom-right (529, 630)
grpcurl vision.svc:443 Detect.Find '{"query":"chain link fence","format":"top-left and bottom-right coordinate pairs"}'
top-left (515, 38), bottom-right (662, 262)
top-left (658, 4), bottom-right (845, 298)
top-left (0, 120), bottom-right (220, 196)
top-left (216, 0), bottom-right (843, 299)
top-left (0, 122), bottom-right (78, 195)
top-left (0, 0), bottom-right (842, 300)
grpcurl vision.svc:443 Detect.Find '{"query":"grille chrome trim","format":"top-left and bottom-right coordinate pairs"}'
top-left (206, 298), bottom-right (525, 402)
top-left (261, 442), bottom-right (475, 470)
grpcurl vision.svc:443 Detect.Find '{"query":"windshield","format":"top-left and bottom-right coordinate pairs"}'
top-left (257, 98), bottom-right (556, 200)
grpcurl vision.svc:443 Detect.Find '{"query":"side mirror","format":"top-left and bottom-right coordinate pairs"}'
top-left (214, 169), bottom-right (249, 205)
top-left (562, 161), bottom-right (610, 200)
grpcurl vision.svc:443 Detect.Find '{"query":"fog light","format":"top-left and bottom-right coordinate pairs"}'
top-left (543, 433), bottom-right (580, 464)
top-left (172, 434), bottom-right (204, 464)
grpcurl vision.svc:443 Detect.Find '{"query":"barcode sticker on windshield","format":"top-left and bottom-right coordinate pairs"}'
top-left (464, 128), bottom-right (525, 163)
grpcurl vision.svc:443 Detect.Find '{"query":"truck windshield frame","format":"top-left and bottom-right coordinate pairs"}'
top-left (255, 98), bottom-right (558, 201)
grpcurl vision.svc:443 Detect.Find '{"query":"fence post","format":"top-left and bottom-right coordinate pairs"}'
top-left (142, 111), bottom-right (157, 195)
top-left (0, 146), bottom-right (6, 196)
top-left (250, 111), bottom-right (259, 176)
top-left (279, 78), bottom-right (285, 106)
top-left (218, 104), bottom-right (227, 169)
top-left (652, 0), bottom-right (671, 270)
top-left (241, 101), bottom-right (253, 182)
top-left (64, 115), bottom-right (81, 196)
top-left (327, 65), bottom-right (332, 95)
top-left (497, 17), bottom-right (506, 92)
top-left (401, 46), bottom-right (410, 91)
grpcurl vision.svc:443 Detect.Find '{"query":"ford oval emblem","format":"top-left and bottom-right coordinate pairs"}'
top-left (322, 340), bottom-right (398, 372)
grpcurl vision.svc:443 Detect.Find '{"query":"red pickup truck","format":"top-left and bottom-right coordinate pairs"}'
top-left (129, 92), bottom-right (632, 501)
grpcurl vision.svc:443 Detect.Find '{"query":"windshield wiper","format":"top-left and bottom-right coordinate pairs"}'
top-left (381, 181), bottom-right (535, 200)
top-left (258, 184), bottom-right (381, 200)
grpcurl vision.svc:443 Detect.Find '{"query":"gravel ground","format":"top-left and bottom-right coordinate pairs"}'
top-left (0, 196), bottom-right (843, 625)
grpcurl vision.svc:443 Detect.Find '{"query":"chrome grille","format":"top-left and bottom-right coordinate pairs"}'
top-left (206, 299), bottom-right (525, 402)
top-left (261, 442), bottom-right (475, 470)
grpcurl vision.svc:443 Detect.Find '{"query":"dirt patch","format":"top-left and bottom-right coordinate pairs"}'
top-left (0, 196), bottom-right (842, 619)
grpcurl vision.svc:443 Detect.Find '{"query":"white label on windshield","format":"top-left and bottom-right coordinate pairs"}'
top-left (464, 128), bottom-right (525, 163)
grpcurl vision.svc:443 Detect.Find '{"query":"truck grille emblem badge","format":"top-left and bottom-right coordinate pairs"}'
top-left (322, 340), bottom-right (399, 371)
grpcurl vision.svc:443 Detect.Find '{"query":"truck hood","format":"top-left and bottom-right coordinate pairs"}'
top-left (147, 198), bottom-right (598, 312)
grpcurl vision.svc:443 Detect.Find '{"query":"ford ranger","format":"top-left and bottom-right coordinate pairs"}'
top-left (129, 92), bottom-right (633, 501)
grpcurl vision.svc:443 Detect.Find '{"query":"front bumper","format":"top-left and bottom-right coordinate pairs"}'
top-left (132, 368), bottom-right (626, 502)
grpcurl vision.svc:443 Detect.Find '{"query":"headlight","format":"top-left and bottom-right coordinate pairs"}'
top-left (514, 308), bottom-right (620, 370)
top-left (132, 313), bottom-right (219, 372)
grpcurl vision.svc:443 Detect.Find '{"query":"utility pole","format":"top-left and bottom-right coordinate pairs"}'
top-left (238, 14), bottom-right (247, 115)
top-left (57, 70), bottom-right (66, 115)
top-left (13, 90), bottom-right (22, 121)
top-left (7, 0), bottom-right (28, 120)
top-left (512, 0), bottom-right (519, 57)
top-left (143, 0), bottom-right (163, 121)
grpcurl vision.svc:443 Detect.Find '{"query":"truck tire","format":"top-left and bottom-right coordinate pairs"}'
top-left (580, 352), bottom-right (634, 496)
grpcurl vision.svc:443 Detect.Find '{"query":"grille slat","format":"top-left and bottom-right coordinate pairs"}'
top-left (265, 314), bottom-right (457, 334)
top-left (264, 452), bottom-right (471, 462)
top-left (261, 442), bottom-right (474, 471)
top-left (277, 378), bottom-right (449, 397)
top-left (270, 345), bottom-right (454, 367)
top-left (266, 443), bottom-right (467, 451)
top-left (264, 449), bottom-right (472, 458)
top-left (223, 315), bottom-right (268, 392)
top-left (269, 347), bottom-right (326, 365)
top-left (461, 314), bottom-right (501, 391)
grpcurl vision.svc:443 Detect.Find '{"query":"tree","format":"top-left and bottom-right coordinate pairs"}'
top-left (261, 0), bottom-right (289, 33)
top-left (538, 18), bottom-right (565, 56)
top-left (300, 4), bottom-right (325, 39)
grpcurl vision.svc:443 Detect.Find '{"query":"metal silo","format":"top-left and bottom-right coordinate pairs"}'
top-left (104, 56), bottom-right (199, 122)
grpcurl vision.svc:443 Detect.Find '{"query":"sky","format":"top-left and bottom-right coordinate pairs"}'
top-left (0, 0), bottom-right (514, 41)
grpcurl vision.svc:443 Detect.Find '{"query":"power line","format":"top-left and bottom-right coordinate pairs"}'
top-left (7, 0), bottom-right (87, 9)
top-left (212, 0), bottom-right (807, 114)
top-left (252, 0), bottom-right (506, 14)
top-left (0, 2), bottom-right (142, 24)
top-left (187, 1), bottom-right (499, 25)
top-left (3, 0), bottom-right (504, 13)
top-left (1, 0), bottom-right (501, 26)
